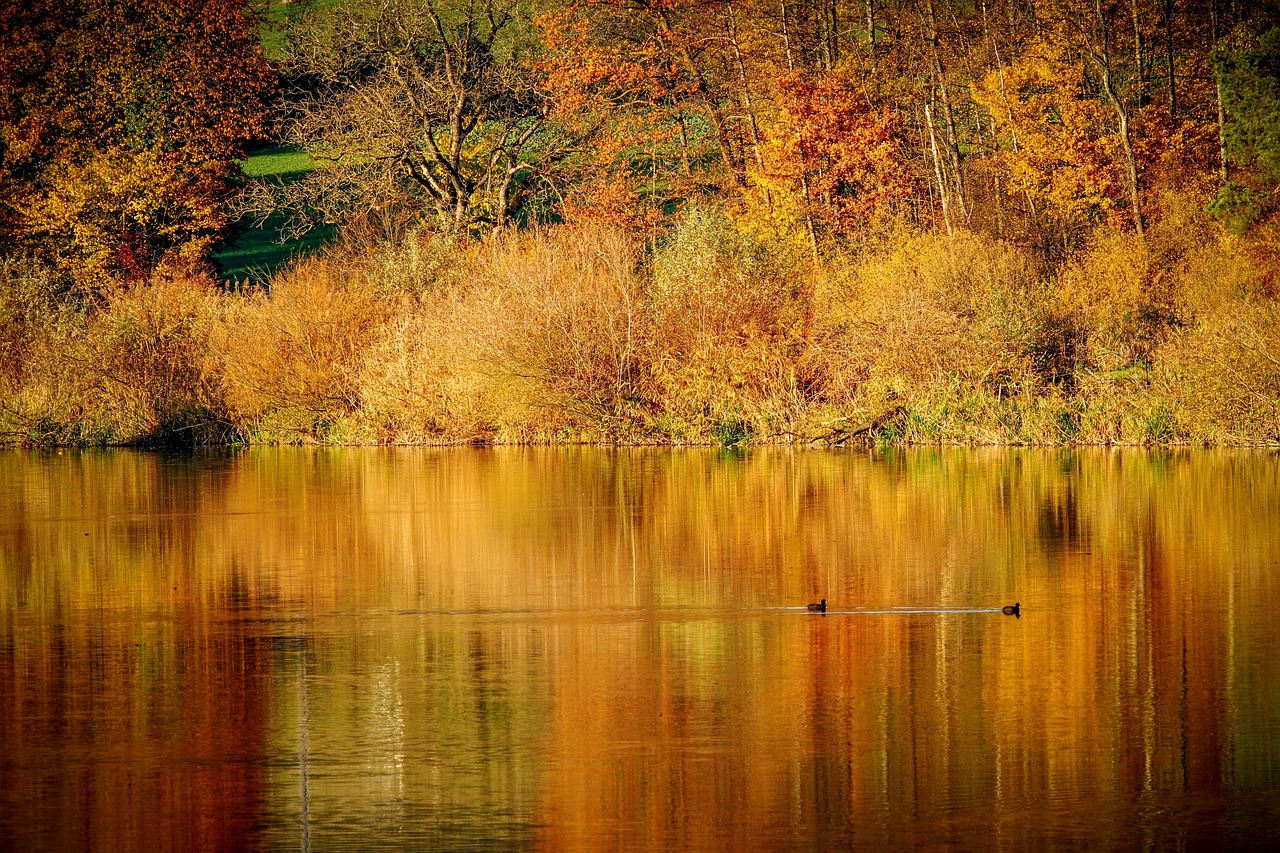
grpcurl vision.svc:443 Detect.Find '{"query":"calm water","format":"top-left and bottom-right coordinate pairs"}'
top-left (1, 448), bottom-right (1279, 850)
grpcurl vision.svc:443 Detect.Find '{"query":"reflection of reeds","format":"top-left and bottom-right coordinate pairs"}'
top-left (1, 209), bottom-right (1277, 446)
top-left (2, 448), bottom-right (1277, 614)
top-left (1, 449), bottom-right (1277, 846)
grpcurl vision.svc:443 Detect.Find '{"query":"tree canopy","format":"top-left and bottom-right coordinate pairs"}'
top-left (241, 0), bottom-right (1280, 251)
top-left (5, 0), bottom-right (1280, 282)
top-left (0, 0), bottom-right (272, 284)
top-left (1211, 25), bottom-right (1280, 233)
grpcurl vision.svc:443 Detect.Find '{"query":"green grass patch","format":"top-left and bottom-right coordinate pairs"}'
top-left (215, 143), bottom-right (332, 284)
top-left (239, 144), bottom-right (315, 178)
top-left (257, 0), bottom-right (347, 59)
top-left (214, 214), bottom-right (333, 286)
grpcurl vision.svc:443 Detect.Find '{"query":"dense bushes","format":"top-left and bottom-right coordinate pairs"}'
top-left (1, 261), bottom-right (224, 444)
top-left (2, 208), bottom-right (1278, 447)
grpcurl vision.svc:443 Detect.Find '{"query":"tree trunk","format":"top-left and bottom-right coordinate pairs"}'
top-left (1162, 0), bottom-right (1177, 119)
top-left (981, 0), bottom-right (1018, 153)
top-left (491, 117), bottom-right (543, 231)
top-left (828, 0), bottom-right (839, 67)
top-left (1131, 0), bottom-right (1147, 94)
top-left (799, 170), bottom-right (820, 260)
top-left (780, 0), bottom-right (796, 71)
top-left (677, 110), bottom-right (693, 177)
top-left (654, 9), bottom-right (742, 183)
top-left (1108, 85), bottom-right (1143, 238)
top-left (726, 2), bottom-right (765, 173)
top-left (1216, 77), bottom-right (1228, 180)
top-left (923, 0), bottom-right (968, 221)
top-left (1211, 0), bottom-right (1228, 180)
top-left (1092, 0), bottom-right (1144, 238)
top-left (926, 103), bottom-right (954, 235)
top-left (779, 0), bottom-right (817, 256)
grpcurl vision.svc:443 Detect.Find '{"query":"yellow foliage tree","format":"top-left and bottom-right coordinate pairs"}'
top-left (1, 0), bottom-right (271, 286)
top-left (972, 37), bottom-right (1125, 229)
top-left (22, 149), bottom-right (223, 287)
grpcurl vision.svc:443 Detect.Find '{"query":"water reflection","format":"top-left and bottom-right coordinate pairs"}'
top-left (1, 448), bottom-right (1279, 849)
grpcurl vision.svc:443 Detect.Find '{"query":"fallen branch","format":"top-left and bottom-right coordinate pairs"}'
top-left (821, 405), bottom-right (906, 445)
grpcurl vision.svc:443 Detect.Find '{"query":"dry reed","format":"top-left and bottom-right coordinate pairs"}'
top-left (2, 206), bottom-right (1277, 447)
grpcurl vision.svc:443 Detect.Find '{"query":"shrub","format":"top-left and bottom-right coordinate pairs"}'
top-left (1, 268), bottom-right (228, 445)
top-left (4, 203), bottom-right (1277, 448)
top-left (355, 291), bottom-right (502, 444)
top-left (812, 229), bottom-right (1048, 407)
top-left (465, 225), bottom-right (646, 438)
top-left (216, 257), bottom-right (393, 441)
top-left (645, 209), bottom-right (811, 439)
top-left (76, 276), bottom-right (227, 443)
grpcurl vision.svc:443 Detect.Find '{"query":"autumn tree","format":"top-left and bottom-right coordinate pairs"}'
top-left (1071, 0), bottom-right (1147, 237)
top-left (972, 35), bottom-right (1126, 236)
top-left (234, 0), bottom-right (1280, 252)
top-left (241, 0), bottom-right (549, 237)
top-left (771, 72), bottom-right (919, 240)
top-left (537, 0), bottom-right (777, 193)
top-left (530, 3), bottom-right (727, 229)
top-left (0, 0), bottom-right (273, 285)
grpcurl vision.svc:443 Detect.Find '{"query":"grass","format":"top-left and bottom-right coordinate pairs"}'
top-left (213, 144), bottom-right (333, 285)
top-left (238, 145), bottom-right (315, 178)
top-left (257, 0), bottom-right (347, 59)
top-left (214, 214), bottom-right (334, 286)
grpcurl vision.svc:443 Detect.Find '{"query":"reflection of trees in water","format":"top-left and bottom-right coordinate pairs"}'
top-left (0, 617), bottom-right (271, 850)
top-left (1037, 478), bottom-right (1084, 556)
top-left (1, 448), bottom-right (1279, 846)
top-left (260, 628), bottom-right (543, 850)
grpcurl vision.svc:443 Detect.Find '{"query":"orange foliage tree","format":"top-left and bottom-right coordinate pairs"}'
top-left (771, 72), bottom-right (919, 237)
top-left (532, 0), bottom-right (774, 228)
top-left (0, 0), bottom-right (272, 285)
top-left (532, 8), bottom-right (688, 229)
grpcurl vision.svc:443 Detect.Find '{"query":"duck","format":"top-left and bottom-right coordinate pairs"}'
top-left (807, 599), bottom-right (827, 612)
top-left (1002, 602), bottom-right (1021, 617)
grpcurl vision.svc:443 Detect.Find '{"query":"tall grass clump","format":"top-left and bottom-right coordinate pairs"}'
top-left (2, 200), bottom-right (1277, 447)
top-left (1056, 209), bottom-right (1279, 445)
top-left (1153, 233), bottom-right (1280, 443)
top-left (329, 211), bottom-right (460, 299)
top-left (211, 224), bottom-right (650, 444)
top-left (461, 225), bottom-right (646, 441)
top-left (353, 288), bottom-right (500, 443)
top-left (0, 256), bottom-right (85, 443)
top-left (809, 229), bottom-right (1076, 443)
top-left (645, 209), bottom-right (812, 443)
top-left (78, 277), bottom-right (228, 443)
top-left (216, 255), bottom-right (395, 442)
top-left (1, 259), bottom-right (229, 445)
top-left (232, 224), bottom-right (495, 444)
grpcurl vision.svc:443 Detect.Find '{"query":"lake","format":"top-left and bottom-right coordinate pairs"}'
top-left (2, 447), bottom-right (1278, 850)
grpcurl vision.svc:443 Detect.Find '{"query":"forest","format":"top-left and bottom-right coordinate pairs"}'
top-left (1, 0), bottom-right (1278, 446)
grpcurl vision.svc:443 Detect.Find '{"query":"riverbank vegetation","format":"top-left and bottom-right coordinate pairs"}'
top-left (2, 0), bottom-right (1278, 446)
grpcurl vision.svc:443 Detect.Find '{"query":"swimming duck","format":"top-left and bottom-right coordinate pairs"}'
top-left (1002, 602), bottom-right (1021, 617)
top-left (807, 599), bottom-right (827, 612)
